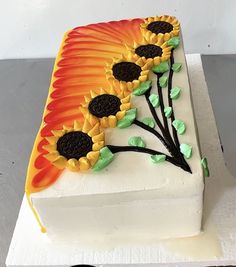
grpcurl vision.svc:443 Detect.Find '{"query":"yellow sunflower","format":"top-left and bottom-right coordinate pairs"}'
top-left (105, 54), bottom-right (150, 91)
top-left (80, 87), bottom-right (131, 128)
top-left (141, 15), bottom-right (180, 42)
top-left (43, 120), bottom-right (104, 171)
top-left (127, 37), bottom-right (172, 66)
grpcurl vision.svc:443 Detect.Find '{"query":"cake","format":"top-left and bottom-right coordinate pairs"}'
top-left (25, 15), bottom-right (209, 241)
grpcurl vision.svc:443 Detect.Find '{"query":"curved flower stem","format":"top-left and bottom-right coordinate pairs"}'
top-left (133, 119), bottom-right (175, 157)
top-left (166, 49), bottom-right (191, 171)
top-left (156, 73), bottom-right (170, 133)
top-left (144, 90), bottom-right (182, 160)
top-left (107, 145), bottom-right (191, 173)
top-left (168, 49), bottom-right (180, 148)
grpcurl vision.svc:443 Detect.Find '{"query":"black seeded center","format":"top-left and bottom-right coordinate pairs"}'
top-left (57, 131), bottom-right (93, 160)
top-left (112, 62), bottom-right (141, 82)
top-left (147, 21), bottom-right (173, 34)
top-left (135, 44), bottom-right (163, 59)
top-left (88, 94), bottom-right (121, 118)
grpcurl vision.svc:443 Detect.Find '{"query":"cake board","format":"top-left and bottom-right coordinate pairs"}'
top-left (6, 54), bottom-right (236, 267)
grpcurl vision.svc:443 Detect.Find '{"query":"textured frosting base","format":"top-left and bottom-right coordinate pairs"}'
top-left (31, 33), bottom-right (204, 241)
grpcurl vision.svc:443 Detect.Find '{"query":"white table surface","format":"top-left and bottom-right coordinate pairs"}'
top-left (3, 54), bottom-right (236, 267)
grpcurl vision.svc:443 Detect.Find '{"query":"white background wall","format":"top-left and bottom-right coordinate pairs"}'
top-left (1, 0), bottom-right (236, 59)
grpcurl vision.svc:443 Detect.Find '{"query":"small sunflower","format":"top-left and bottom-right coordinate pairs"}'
top-left (105, 54), bottom-right (150, 91)
top-left (81, 87), bottom-right (131, 128)
top-left (127, 37), bottom-right (172, 66)
top-left (43, 120), bottom-right (105, 171)
top-left (141, 15), bottom-right (180, 42)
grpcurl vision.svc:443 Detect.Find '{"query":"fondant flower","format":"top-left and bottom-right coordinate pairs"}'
top-left (141, 15), bottom-right (180, 42)
top-left (105, 55), bottom-right (150, 91)
top-left (81, 87), bottom-right (131, 128)
top-left (127, 37), bottom-right (172, 66)
top-left (43, 120), bottom-right (105, 171)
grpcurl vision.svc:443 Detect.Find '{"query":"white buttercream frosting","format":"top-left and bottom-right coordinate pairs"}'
top-left (31, 35), bottom-right (204, 241)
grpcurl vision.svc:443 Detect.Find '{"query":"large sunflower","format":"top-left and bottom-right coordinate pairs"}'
top-left (127, 37), bottom-right (172, 66)
top-left (106, 54), bottom-right (150, 91)
top-left (141, 15), bottom-right (180, 42)
top-left (43, 120), bottom-right (104, 171)
top-left (81, 87), bottom-right (131, 128)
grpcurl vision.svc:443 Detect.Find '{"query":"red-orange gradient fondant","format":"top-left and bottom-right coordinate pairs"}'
top-left (25, 18), bottom-right (144, 194)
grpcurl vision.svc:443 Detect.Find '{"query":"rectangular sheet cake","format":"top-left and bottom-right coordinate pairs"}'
top-left (25, 15), bottom-right (207, 241)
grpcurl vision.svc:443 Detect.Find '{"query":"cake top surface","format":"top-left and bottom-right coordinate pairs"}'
top-left (25, 16), bottom-right (207, 200)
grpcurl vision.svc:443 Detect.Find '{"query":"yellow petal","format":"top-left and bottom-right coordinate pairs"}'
top-left (147, 17), bottom-right (154, 23)
top-left (63, 125), bottom-right (72, 131)
top-left (79, 157), bottom-right (90, 171)
top-left (108, 115), bottom-right (117, 128)
top-left (51, 129), bottom-right (65, 137)
top-left (121, 95), bottom-right (131, 104)
top-left (116, 110), bottom-right (126, 120)
top-left (142, 63), bottom-right (150, 71)
top-left (113, 79), bottom-right (120, 87)
top-left (141, 70), bottom-right (149, 76)
top-left (93, 141), bottom-right (105, 151)
top-left (150, 35), bottom-right (157, 43)
top-left (87, 151), bottom-right (100, 166)
top-left (164, 33), bottom-right (171, 41)
top-left (82, 119), bottom-right (92, 133)
top-left (136, 58), bottom-right (143, 66)
top-left (90, 90), bottom-right (98, 98)
top-left (66, 158), bottom-right (79, 171)
top-left (161, 55), bottom-right (170, 62)
top-left (45, 136), bottom-right (58, 145)
top-left (88, 123), bottom-right (100, 137)
top-left (92, 132), bottom-right (105, 143)
top-left (84, 95), bottom-right (91, 103)
top-left (73, 120), bottom-right (82, 130)
top-left (43, 151), bottom-right (59, 162)
top-left (53, 156), bottom-right (67, 169)
top-left (127, 82), bottom-right (133, 91)
top-left (100, 88), bottom-right (107, 94)
top-left (109, 87), bottom-right (116, 95)
top-left (154, 57), bottom-right (161, 65)
top-left (139, 75), bottom-right (147, 82)
top-left (120, 81), bottom-right (127, 90)
top-left (88, 114), bottom-right (99, 126)
top-left (172, 30), bottom-right (179, 36)
top-left (120, 103), bottom-right (131, 111)
top-left (43, 144), bottom-right (57, 152)
top-left (132, 80), bottom-right (140, 89)
top-left (79, 106), bottom-right (88, 116)
top-left (100, 117), bottom-right (109, 128)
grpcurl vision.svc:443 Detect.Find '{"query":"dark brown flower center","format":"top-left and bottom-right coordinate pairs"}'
top-left (57, 131), bottom-right (93, 160)
top-left (88, 94), bottom-right (121, 118)
top-left (135, 44), bottom-right (162, 59)
top-left (147, 21), bottom-right (173, 34)
top-left (112, 62), bottom-right (141, 82)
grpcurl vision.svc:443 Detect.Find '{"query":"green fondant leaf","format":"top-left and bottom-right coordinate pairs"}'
top-left (142, 117), bottom-right (155, 128)
top-left (170, 86), bottom-right (181, 99)
top-left (117, 108), bottom-right (137, 128)
top-left (152, 61), bottom-right (169, 73)
top-left (172, 119), bottom-right (186, 135)
top-left (201, 157), bottom-right (210, 177)
top-left (149, 94), bottom-right (160, 108)
top-left (159, 75), bottom-right (168, 88)
top-left (92, 147), bottom-right (114, 171)
top-left (164, 106), bottom-right (172, 118)
top-left (180, 144), bottom-right (192, 159)
top-left (172, 63), bottom-right (182, 72)
top-left (133, 80), bottom-right (152, 96)
top-left (151, 154), bottom-right (166, 163)
top-left (167, 37), bottom-right (180, 48)
top-left (128, 136), bottom-right (146, 148)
